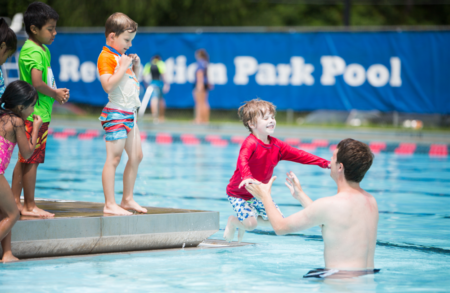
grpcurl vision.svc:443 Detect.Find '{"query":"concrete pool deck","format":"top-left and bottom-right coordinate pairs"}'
top-left (1, 200), bottom-right (220, 259)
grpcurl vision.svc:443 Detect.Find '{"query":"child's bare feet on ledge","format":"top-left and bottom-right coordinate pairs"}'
top-left (2, 251), bottom-right (19, 263)
top-left (121, 199), bottom-right (147, 214)
top-left (21, 205), bottom-right (54, 217)
top-left (104, 203), bottom-right (133, 215)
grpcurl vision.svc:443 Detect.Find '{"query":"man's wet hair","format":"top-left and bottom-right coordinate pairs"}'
top-left (24, 2), bottom-right (59, 36)
top-left (336, 138), bottom-right (374, 183)
top-left (105, 12), bottom-right (137, 38)
top-left (238, 99), bottom-right (276, 132)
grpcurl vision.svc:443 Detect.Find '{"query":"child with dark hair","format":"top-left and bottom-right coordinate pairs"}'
top-left (0, 18), bottom-right (18, 96)
top-left (0, 80), bottom-right (42, 262)
top-left (224, 99), bottom-right (330, 243)
top-left (12, 2), bottom-right (69, 217)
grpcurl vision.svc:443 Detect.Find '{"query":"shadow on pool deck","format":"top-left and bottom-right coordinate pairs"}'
top-left (18, 199), bottom-right (208, 220)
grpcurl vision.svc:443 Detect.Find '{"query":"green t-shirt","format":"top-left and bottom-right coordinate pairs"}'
top-left (19, 40), bottom-right (56, 122)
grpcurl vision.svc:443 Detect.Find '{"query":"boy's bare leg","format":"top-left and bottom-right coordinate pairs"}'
top-left (0, 175), bottom-right (20, 263)
top-left (224, 215), bottom-right (258, 243)
top-left (1, 232), bottom-right (18, 263)
top-left (21, 163), bottom-right (54, 217)
top-left (257, 216), bottom-right (272, 228)
top-left (103, 139), bottom-right (132, 215)
top-left (11, 162), bottom-right (24, 212)
top-left (121, 124), bottom-right (147, 213)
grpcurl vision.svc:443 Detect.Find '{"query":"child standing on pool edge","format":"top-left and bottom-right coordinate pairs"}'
top-left (98, 13), bottom-right (146, 215)
top-left (224, 99), bottom-right (330, 242)
top-left (13, 2), bottom-right (70, 217)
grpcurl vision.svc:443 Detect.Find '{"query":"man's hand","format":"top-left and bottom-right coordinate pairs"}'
top-left (54, 88), bottom-right (70, 105)
top-left (238, 178), bottom-right (261, 189)
top-left (32, 115), bottom-right (43, 130)
top-left (119, 54), bottom-right (133, 69)
top-left (285, 171), bottom-right (304, 201)
top-left (245, 176), bottom-right (277, 201)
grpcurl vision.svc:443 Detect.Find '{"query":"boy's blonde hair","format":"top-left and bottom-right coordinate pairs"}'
top-left (105, 12), bottom-right (137, 38)
top-left (238, 99), bottom-right (276, 132)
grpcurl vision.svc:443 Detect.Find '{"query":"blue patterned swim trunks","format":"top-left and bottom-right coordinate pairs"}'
top-left (228, 196), bottom-right (284, 222)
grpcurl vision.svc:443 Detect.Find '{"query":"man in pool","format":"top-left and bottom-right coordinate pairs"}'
top-left (245, 138), bottom-right (380, 279)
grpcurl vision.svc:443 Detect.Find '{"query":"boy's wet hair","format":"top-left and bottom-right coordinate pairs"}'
top-left (238, 99), bottom-right (276, 132)
top-left (0, 18), bottom-right (17, 53)
top-left (336, 138), bottom-right (374, 183)
top-left (24, 2), bottom-right (59, 36)
top-left (105, 13), bottom-right (137, 38)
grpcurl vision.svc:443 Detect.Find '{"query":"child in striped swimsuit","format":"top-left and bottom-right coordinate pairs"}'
top-left (97, 13), bottom-right (146, 215)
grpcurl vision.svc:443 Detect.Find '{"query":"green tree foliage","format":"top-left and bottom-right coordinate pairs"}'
top-left (1, 0), bottom-right (449, 27)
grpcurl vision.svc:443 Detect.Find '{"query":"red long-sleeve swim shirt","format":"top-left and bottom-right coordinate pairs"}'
top-left (226, 134), bottom-right (330, 201)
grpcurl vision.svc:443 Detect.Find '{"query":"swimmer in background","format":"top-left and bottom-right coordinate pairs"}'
top-left (142, 55), bottom-right (170, 123)
top-left (97, 12), bottom-right (147, 215)
top-left (245, 139), bottom-right (379, 279)
top-left (223, 99), bottom-right (330, 243)
top-left (0, 81), bottom-right (43, 262)
top-left (193, 49), bottom-right (212, 124)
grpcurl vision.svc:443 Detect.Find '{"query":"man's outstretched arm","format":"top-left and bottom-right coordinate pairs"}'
top-left (246, 176), bottom-right (325, 235)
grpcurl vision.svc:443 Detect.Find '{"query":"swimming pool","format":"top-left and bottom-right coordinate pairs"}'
top-left (1, 133), bottom-right (449, 292)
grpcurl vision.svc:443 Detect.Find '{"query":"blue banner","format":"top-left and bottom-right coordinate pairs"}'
top-left (13, 31), bottom-right (450, 113)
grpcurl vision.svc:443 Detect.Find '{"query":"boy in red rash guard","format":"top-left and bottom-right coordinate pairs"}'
top-left (223, 99), bottom-right (330, 243)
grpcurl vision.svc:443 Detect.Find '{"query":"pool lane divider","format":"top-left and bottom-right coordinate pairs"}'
top-left (47, 128), bottom-right (449, 157)
top-left (0, 200), bottom-right (219, 259)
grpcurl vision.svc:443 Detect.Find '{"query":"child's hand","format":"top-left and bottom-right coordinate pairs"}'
top-left (54, 88), bottom-right (70, 105)
top-left (239, 178), bottom-right (261, 189)
top-left (285, 171), bottom-right (303, 200)
top-left (32, 115), bottom-right (43, 130)
top-left (128, 54), bottom-right (141, 66)
top-left (119, 54), bottom-right (133, 69)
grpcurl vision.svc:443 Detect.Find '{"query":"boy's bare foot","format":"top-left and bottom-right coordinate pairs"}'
top-left (120, 199), bottom-right (147, 214)
top-left (21, 206), bottom-right (55, 217)
top-left (224, 216), bottom-right (237, 242)
top-left (237, 228), bottom-right (245, 243)
top-left (15, 200), bottom-right (23, 213)
top-left (2, 252), bottom-right (19, 263)
top-left (104, 204), bottom-right (133, 215)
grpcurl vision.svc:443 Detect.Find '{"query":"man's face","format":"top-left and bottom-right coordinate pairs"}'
top-left (250, 110), bottom-right (276, 137)
top-left (111, 31), bottom-right (136, 55)
top-left (32, 19), bottom-right (57, 45)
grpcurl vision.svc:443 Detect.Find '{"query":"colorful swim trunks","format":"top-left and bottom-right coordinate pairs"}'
top-left (303, 268), bottom-right (381, 279)
top-left (99, 107), bottom-right (135, 141)
top-left (228, 196), bottom-right (284, 222)
top-left (18, 121), bottom-right (49, 164)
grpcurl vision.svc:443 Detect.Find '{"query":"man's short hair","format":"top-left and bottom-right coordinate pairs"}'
top-left (24, 2), bottom-right (59, 36)
top-left (105, 13), bottom-right (137, 38)
top-left (238, 99), bottom-right (276, 132)
top-left (336, 138), bottom-right (374, 183)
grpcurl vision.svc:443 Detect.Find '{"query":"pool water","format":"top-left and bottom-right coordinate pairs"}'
top-left (1, 135), bottom-right (449, 292)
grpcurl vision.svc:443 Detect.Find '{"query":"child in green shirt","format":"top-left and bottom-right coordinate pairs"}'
top-left (13, 2), bottom-right (70, 217)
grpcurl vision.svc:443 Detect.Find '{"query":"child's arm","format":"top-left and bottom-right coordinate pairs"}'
top-left (99, 54), bottom-right (133, 93)
top-left (237, 140), bottom-right (261, 188)
top-left (31, 69), bottom-right (69, 105)
top-left (280, 140), bottom-right (330, 168)
top-left (14, 115), bottom-right (42, 159)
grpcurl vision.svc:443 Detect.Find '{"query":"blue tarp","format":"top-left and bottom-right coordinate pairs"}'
top-left (21, 31), bottom-right (450, 113)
